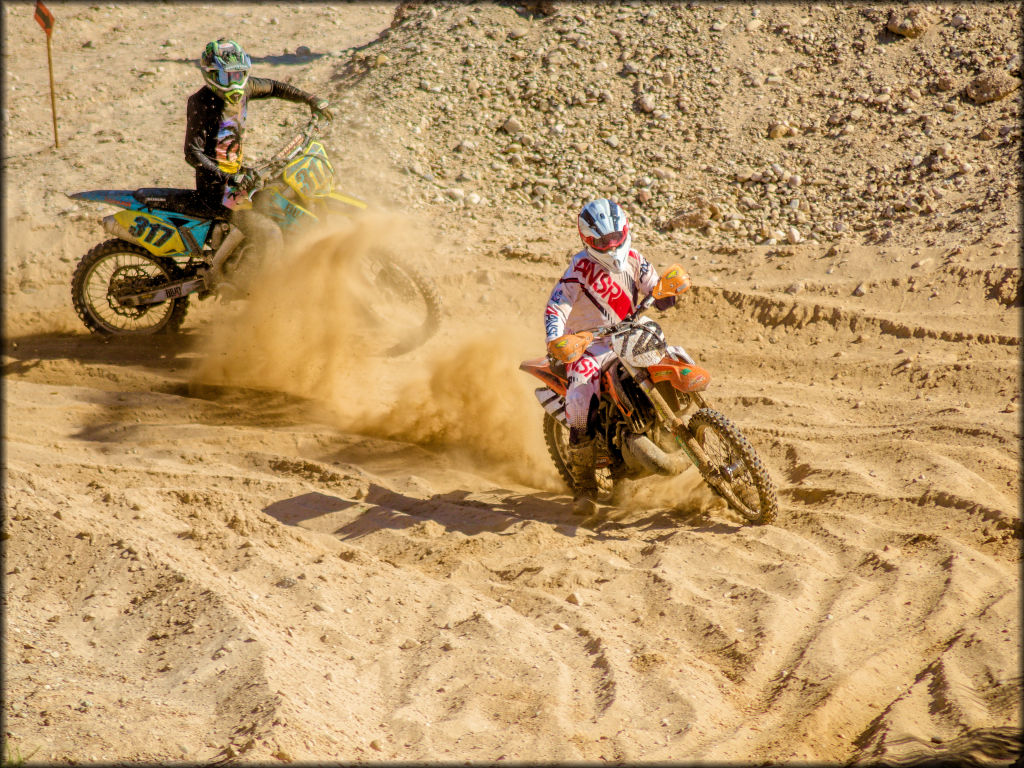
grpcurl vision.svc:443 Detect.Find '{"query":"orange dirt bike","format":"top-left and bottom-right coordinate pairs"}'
top-left (521, 286), bottom-right (778, 525)
top-left (68, 115), bottom-right (441, 355)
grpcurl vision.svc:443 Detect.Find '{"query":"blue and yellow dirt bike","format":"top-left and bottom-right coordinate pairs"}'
top-left (69, 115), bottom-right (441, 354)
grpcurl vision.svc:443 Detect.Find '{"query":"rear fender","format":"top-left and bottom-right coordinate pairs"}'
top-left (519, 357), bottom-right (568, 397)
top-left (534, 387), bottom-right (567, 425)
top-left (105, 210), bottom-right (195, 258)
top-left (648, 357), bottom-right (711, 392)
top-left (68, 190), bottom-right (139, 209)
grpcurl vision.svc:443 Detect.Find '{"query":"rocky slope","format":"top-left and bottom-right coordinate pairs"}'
top-left (331, 1), bottom-right (1021, 250)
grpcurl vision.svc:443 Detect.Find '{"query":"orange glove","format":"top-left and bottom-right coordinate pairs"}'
top-left (652, 264), bottom-right (691, 299)
top-left (547, 331), bottom-right (593, 364)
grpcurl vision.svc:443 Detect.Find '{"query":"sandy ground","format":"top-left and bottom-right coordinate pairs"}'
top-left (3, 2), bottom-right (1021, 764)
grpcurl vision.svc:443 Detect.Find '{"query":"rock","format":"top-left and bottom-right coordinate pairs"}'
top-left (886, 7), bottom-right (929, 38)
top-left (786, 226), bottom-right (802, 244)
top-left (501, 115), bottom-right (523, 134)
top-left (711, 21), bottom-right (726, 32)
top-left (912, 258), bottom-right (932, 269)
top-left (768, 122), bottom-right (788, 139)
top-left (786, 281), bottom-right (804, 295)
top-left (635, 94), bottom-right (656, 114)
top-left (275, 577), bottom-right (297, 588)
top-left (950, 13), bottom-right (969, 30)
top-left (508, 28), bottom-right (527, 40)
top-left (566, 591), bottom-right (583, 605)
top-left (445, 188), bottom-right (466, 201)
top-left (966, 69), bottom-right (1021, 104)
top-left (853, 282), bottom-right (867, 297)
top-left (82, 40), bottom-right (95, 49)
top-left (553, 622), bottom-right (570, 631)
top-left (622, 61), bottom-right (641, 75)
top-left (544, 49), bottom-right (564, 66)
top-left (369, 740), bottom-right (384, 752)
top-left (295, 45), bottom-right (312, 57)
top-left (637, 189), bottom-right (652, 204)
top-left (604, 135), bottom-right (620, 148)
top-left (669, 207), bottom-right (709, 229)
top-left (400, 638), bottom-right (419, 650)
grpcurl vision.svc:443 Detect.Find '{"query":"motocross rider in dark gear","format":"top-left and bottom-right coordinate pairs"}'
top-left (184, 38), bottom-right (333, 292)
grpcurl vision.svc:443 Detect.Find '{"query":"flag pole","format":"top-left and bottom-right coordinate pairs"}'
top-left (46, 29), bottom-right (59, 148)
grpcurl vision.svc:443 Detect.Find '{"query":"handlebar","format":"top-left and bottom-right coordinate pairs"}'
top-left (589, 294), bottom-right (656, 338)
top-left (254, 113), bottom-right (326, 179)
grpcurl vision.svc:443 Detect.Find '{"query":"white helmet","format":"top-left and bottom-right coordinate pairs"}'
top-left (578, 198), bottom-right (631, 272)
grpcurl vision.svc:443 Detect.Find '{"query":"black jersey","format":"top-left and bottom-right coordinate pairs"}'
top-left (184, 77), bottom-right (316, 207)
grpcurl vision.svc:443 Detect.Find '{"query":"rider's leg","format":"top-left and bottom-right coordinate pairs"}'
top-left (565, 353), bottom-right (602, 505)
top-left (230, 208), bottom-right (284, 282)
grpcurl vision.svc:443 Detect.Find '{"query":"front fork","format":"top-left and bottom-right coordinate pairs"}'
top-left (619, 360), bottom-right (714, 477)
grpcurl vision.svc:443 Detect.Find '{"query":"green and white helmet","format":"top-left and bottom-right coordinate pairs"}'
top-left (200, 38), bottom-right (251, 104)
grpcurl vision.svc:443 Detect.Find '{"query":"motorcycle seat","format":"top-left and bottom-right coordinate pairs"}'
top-left (132, 188), bottom-right (227, 219)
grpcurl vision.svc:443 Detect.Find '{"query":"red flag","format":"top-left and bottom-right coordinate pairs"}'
top-left (34, 0), bottom-right (55, 36)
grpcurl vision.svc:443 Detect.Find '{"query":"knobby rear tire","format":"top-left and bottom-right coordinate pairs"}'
top-left (542, 412), bottom-right (615, 503)
top-left (71, 239), bottom-right (190, 336)
top-left (688, 408), bottom-right (778, 525)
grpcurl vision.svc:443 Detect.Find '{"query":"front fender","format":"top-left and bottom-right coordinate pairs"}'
top-left (324, 191), bottom-right (368, 211)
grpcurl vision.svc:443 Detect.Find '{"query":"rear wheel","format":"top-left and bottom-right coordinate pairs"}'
top-left (688, 408), bottom-right (778, 525)
top-left (71, 239), bottom-right (189, 335)
top-left (542, 413), bottom-right (615, 503)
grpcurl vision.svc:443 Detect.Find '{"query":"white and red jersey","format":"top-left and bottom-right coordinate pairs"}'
top-left (545, 248), bottom-right (660, 342)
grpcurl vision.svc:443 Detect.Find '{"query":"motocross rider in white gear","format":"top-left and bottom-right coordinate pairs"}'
top-left (545, 199), bottom-right (690, 510)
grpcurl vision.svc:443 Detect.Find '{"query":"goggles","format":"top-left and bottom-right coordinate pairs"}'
top-left (584, 228), bottom-right (628, 252)
top-left (213, 68), bottom-right (248, 87)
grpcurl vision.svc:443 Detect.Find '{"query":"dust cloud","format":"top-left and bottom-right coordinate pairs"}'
top-left (193, 213), bottom-right (559, 489)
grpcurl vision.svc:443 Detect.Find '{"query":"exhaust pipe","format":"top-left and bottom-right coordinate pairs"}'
top-left (621, 433), bottom-right (690, 476)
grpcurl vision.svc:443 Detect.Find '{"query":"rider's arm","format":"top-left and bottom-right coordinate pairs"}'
top-left (183, 89), bottom-right (232, 181)
top-left (247, 77), bottom-right (321, 109)
top-left (545, 268), bottom-right (582, 343)
top-left (636, 251), bottom-right (677, 311)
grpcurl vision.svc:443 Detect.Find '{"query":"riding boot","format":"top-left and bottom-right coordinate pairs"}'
top-left (567, 435), bottom-right (599, 515)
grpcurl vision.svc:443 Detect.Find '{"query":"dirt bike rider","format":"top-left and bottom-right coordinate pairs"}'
top-left (545, 199), bottom-right (691, 510)
top-left (184, 38), bottom-right (333, 290)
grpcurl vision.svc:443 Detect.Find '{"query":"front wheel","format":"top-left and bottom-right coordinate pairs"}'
top-left (688, 408), bottom-right (778, 525)
top-left (359, 251), bottom-right (442, 356)
top-left (71, 239), bottom-right (190, 335)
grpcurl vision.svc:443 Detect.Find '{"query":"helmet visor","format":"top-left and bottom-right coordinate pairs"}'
top-left (584, 229), bottom-right (628, 252)
top-left (214, 69), bottom-right (248, 87)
